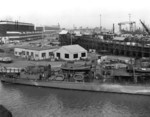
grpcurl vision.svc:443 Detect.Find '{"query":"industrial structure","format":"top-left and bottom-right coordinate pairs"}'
top-left (78, 38), bottom-right (150, 58)
top-left (59, 20), bottom-right (150, 58)
top-left (36, 24), bottom-right (60, 32)
top-left (140, 20), bottom-right (150, 35)
top-left (36, 24), bottom-right (60, 40)
top-left (14, 44), bottom-right (87, 61)
top-left (54, 44), bottom-right (87, 61)
top-left (118, 21), bottom-right (136, 33)
top-left (14, 46), bottom-right (58, 60)
top-left (0, 20), bottom-right (42, 42)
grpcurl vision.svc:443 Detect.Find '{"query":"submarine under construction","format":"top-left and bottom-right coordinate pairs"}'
top-left (59, 20), bottom-right (150, 58)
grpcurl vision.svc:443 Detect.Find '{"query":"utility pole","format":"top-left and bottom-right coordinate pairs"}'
top-left (129, 14), bottom-right (132, 32)
top-left (129, 13), bottom-right (131, 22)
top-left (128, 13), bottom-right (136, 82)
top-left (42, 26), bottom-right (44, 40)
top-left (100, 14), bottom-right (102, 33)
top-left (71, 32), bottom-right (72, 45)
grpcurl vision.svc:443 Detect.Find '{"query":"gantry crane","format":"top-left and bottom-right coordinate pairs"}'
top-left (118, 21), bottom-right (136, 33)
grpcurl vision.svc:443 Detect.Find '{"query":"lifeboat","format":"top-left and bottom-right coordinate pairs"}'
top-left (73, 73), bottom-right (84, 81)
top-left (0, 57), bottom-right (12, 63)
top-left (55, 74), bottom-right (65, 81)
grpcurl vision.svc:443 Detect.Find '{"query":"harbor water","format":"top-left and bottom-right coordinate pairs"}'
top-left (0, 82), bottom-right (150, 117)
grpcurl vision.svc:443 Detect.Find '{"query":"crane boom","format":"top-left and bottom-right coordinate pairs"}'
top-left (140, 19), bottom-right (150, 35)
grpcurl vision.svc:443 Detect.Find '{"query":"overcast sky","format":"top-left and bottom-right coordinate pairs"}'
top-left (0, 0), bottom-right (150, 30)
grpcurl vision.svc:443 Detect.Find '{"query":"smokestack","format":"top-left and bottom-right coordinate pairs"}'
top-left (113, 23), bottom-right (115, 33)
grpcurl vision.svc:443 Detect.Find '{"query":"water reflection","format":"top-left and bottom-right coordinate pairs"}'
top-left (0, 83), bottom-right (150, 117)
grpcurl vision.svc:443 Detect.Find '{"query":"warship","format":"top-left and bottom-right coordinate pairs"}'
top-left (1, 58), bottom-right (150, 96)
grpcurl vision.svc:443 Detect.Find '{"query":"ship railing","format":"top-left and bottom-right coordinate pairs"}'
top-left (0, 67), bottom-right (22, 73)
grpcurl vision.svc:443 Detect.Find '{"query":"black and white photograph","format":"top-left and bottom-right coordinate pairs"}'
top-left (0, 0), bottom-right (150, 117)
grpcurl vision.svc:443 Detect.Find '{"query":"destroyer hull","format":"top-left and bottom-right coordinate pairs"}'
top-left (1, 78), bottom-right (150, 96)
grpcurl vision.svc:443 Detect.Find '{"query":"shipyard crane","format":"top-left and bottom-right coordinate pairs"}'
top-left (118, 21), bottom-right (136, 33)
top-left (140, 19), bottom-right (150, 35)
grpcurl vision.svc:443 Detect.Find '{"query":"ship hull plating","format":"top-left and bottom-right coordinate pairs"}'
top-left (1, 78), bottom-right (150, 96)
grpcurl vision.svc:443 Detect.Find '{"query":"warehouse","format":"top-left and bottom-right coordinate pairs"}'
top-left (0, 21), bottom-right (34, 36)
top-left (14, 46), bottom-right (58, 60)
top-left (0, 20), bottom-right (42, 42)
top-left (36, 25), bottom-right (60, 40)
top-left (54, 44), bottom-right (87, 61)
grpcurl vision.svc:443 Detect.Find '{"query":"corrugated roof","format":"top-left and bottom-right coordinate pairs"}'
top-left (62, 44), bottom-right (87, 53)
top-left (59, 30), bottom-right (68, 35)
top-left (0, 21), bottom-right (34, 26)
top-left (15, 46), bottom-right (59, 51)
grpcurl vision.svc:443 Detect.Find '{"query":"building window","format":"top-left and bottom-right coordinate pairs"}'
top-left (35, 54), bottom-right (38, 57)
top-left (27, 51), bottom-right (29, 55)
top-left (56, 53), bottom-right (60, 58)
top-left (74, 54), bottom-right (78, 58)
top-left (65, 54), bottom-right (69, 58)
top-left (31, 52), bottom-right (34, 56)
top-left (42, 53), bottom-right (46, 57)
top-left (22, 51), bottom-right (25, 55)
top-left (81, 52), bottom-right (86, 57)
top-left (49, 52), bottom-right (53, 56)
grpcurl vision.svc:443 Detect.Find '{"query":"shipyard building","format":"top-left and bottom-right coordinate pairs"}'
top-left (14, 44), bottom-right (87, 61)
top-left (54, 44), bottom-right (87, 61)
top-left (14, 46), bottom-right (58, 60)
top-left (36, 24), bottom-right (60, 40)
top-left (0, 21), bottom-right (42, 43)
